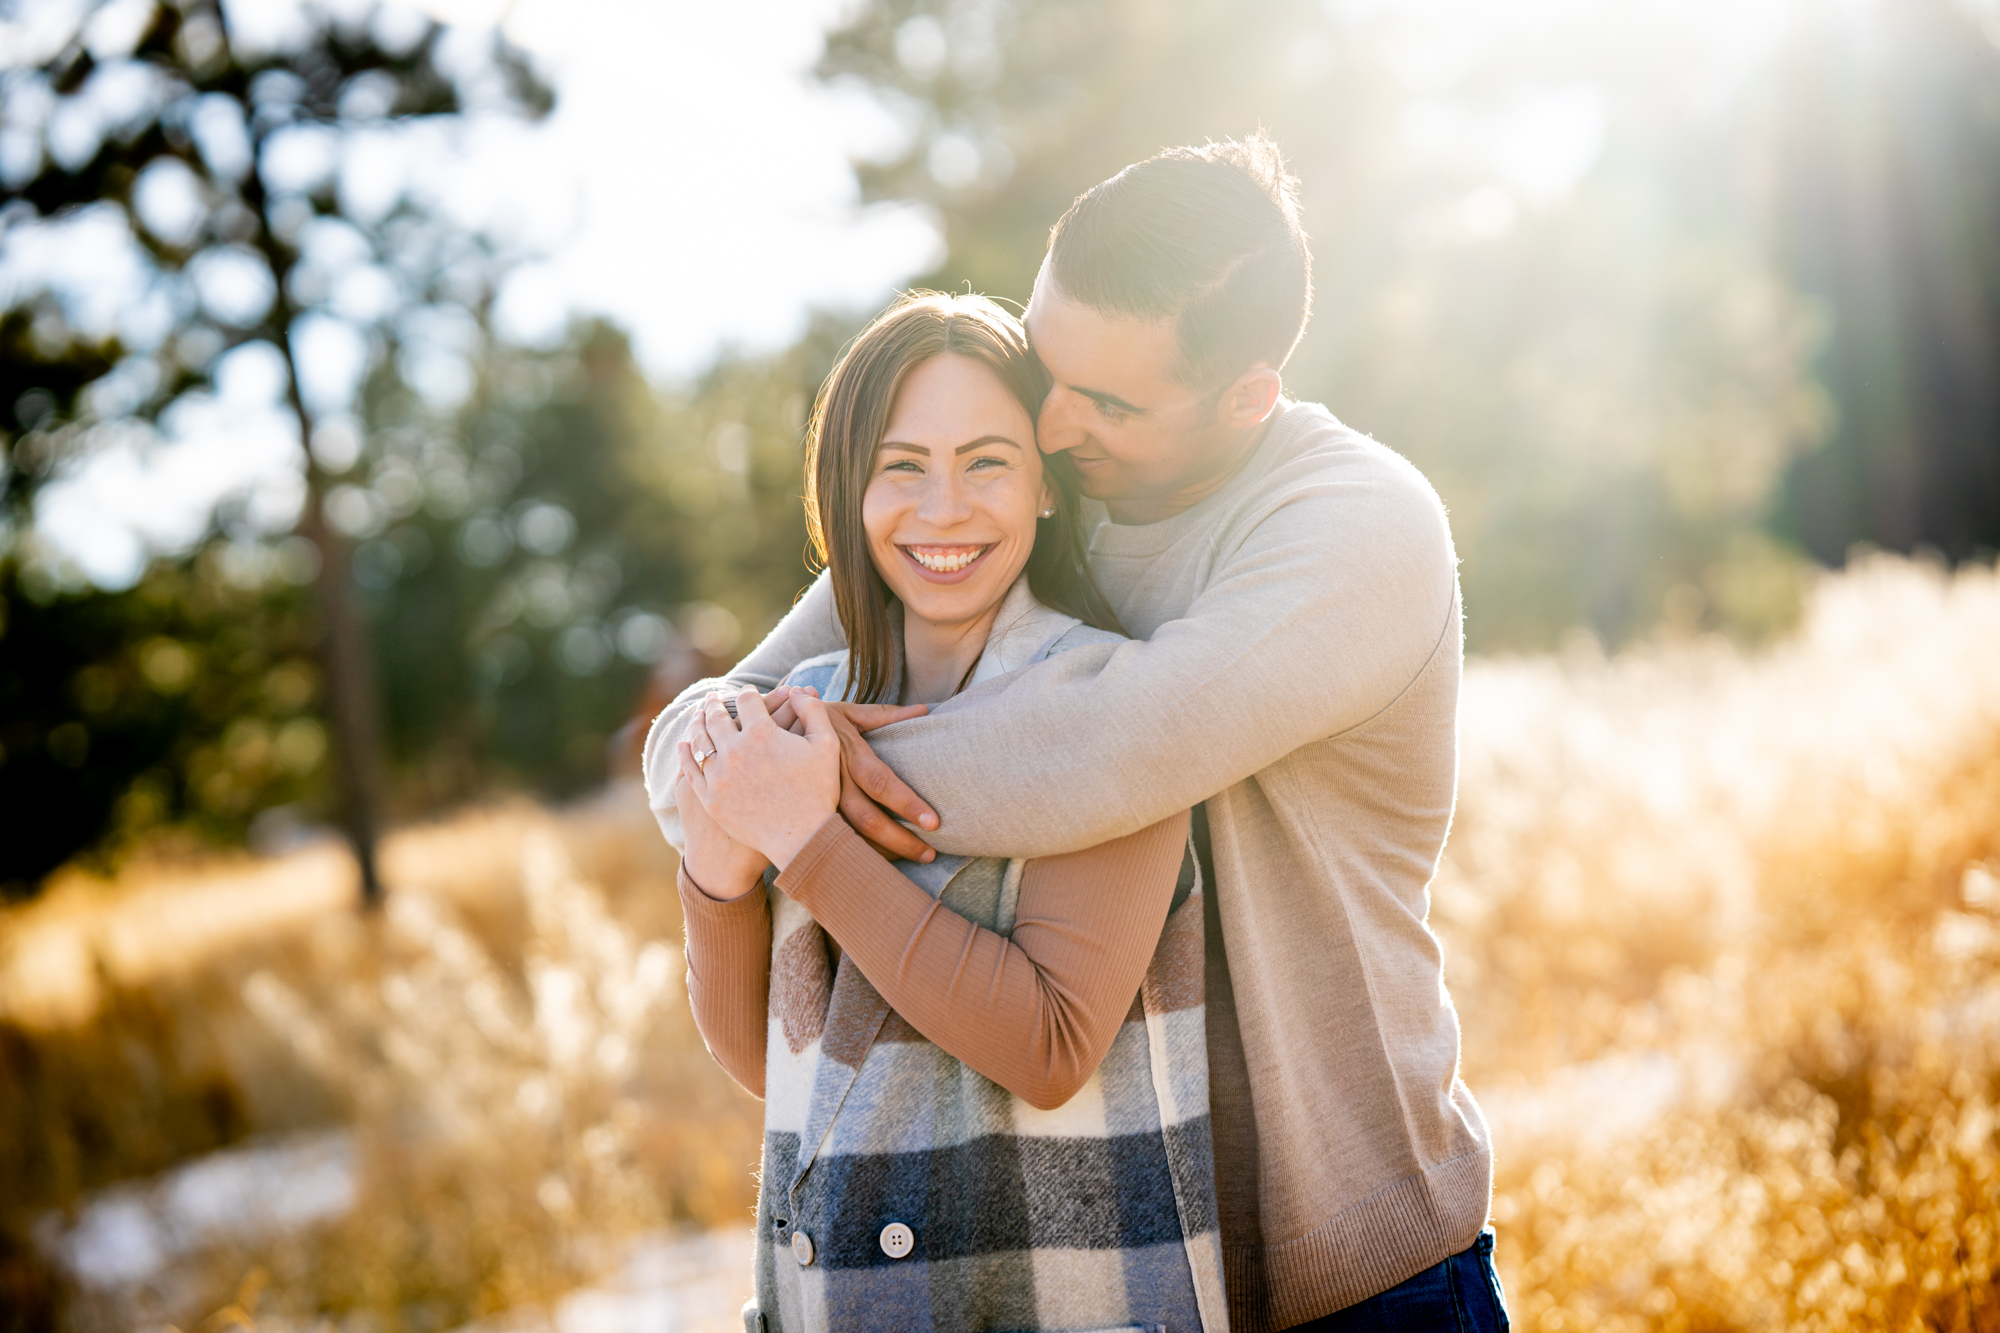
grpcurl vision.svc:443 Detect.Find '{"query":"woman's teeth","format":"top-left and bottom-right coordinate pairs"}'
top-left (907, 546), bottom-right (988, 573)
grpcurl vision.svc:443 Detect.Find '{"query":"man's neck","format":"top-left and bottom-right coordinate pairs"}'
top-left (1105, 416), bottom-right (1276, 525)
top-left (898, 602), bottom-right (1003, 706)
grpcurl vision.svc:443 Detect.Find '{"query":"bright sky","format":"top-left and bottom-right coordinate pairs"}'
top-left (7, 0), bottom-right (940, 587)
top-left (478, 0), bottom-right (939, 372)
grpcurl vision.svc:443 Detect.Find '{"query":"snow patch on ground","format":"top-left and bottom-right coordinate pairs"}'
top-left (36, 1130), bottom-right (357, 1288)
top-left (37, 1130), bottom-right (753, 1332)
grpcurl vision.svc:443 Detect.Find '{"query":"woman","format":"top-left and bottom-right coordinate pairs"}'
top-left (668, 292), bottom-right (1225, 1333)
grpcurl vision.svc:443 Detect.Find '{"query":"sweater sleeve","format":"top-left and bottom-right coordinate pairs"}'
top-left (643, 572), bottom-right (844, 851)
top-left (865, 448), bottom-right (1459, 858)
top-left (678, 863), bottom-right (774, 1099)
top-left (775, 809), bottom-right (1190, 1111)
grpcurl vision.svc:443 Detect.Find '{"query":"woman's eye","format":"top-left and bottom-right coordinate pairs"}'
top-left (881, 459), bottom-right (922, 474)
top-left (967, 455), bottom-right (1007, 471)
top-left (1094, 401), bottom-right (1127, 424)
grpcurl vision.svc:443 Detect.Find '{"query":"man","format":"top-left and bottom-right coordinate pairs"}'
top-left (646, 136), bottom-right (1503, 1331)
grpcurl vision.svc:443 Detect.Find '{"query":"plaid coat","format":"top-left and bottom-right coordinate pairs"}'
top-left (745, 581), bottom-right (1226, 1333)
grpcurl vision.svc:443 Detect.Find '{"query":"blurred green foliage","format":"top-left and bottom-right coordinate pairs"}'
top-left (0, 553), bottom-right (320, 893)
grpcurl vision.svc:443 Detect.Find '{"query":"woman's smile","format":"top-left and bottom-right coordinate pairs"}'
top-left (901, 543), bottom-right (994, 579)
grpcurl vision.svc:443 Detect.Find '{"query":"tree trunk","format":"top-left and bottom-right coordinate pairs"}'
top-left (280, 345), bottom-right (387, 911)
top-left (296, 483), bottom-right (388, 908)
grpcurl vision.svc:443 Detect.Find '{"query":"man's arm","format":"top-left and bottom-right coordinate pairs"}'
top-left (642, 573), bottom-right (845, 849)
top-left (868, 451), bottom-right (1460, 859)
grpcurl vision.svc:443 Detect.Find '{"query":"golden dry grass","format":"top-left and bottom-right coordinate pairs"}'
top-left (0, 795), bottom-right (764, 1332)
top-left (1, 552), bottom-right (1996, 1332)
top-left (1444, 554), bottom-right (2000, 1331)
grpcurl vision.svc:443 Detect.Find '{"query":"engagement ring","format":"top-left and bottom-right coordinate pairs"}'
top-left (692, 748), bottom-right (713, 768)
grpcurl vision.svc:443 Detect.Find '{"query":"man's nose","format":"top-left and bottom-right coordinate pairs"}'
top-left (1038, 391), bottom-right (1085, 454)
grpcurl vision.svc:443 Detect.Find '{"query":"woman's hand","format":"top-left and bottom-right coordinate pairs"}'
top-left (681, 688), bottom-right (842, 872)
top-left (672, 762), bottom-right (768, 901)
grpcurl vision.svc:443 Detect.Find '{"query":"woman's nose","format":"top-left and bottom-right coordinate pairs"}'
top-left (915, 469), bottom-right (974, 526)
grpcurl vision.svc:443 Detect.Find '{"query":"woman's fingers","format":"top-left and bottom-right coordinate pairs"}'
top-left (676, 741), bottom-right (707, 797)
top-left (767, 685), bottom-right (815, 732)
top-left (687, 711), bottom-right (714, 766)
top-left (790, 690), bottom-right (832, 736)
top-left (734, 686), bottom-right (773, 730)
top-left (701, 692), bottom-right (738, 752)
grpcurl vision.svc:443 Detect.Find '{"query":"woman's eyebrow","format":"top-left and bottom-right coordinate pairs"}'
top-left (878, 435), bottom-right (1023, 455)
top-left (955, 435), bottom-right (1022, 454)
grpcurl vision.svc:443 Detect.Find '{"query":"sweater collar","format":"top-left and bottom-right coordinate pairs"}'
top-left (963, 574), bottom-right (1082, 690)
top-left (828, 575), bottom-right (1078, 705)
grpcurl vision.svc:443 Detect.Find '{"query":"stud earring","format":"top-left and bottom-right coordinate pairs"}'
top-left (1040, 507), bottom-right (1056, 519)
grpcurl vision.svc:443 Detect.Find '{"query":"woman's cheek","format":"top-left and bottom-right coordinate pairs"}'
top-left (861, 487), bottom-right (903, 554)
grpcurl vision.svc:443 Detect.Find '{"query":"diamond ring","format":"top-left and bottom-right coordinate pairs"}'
top-left (692, 748), bottom-right (714, 768)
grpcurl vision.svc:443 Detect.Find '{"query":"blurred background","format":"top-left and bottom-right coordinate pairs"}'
top-left (1, 0), bottom-right (1997, 1329)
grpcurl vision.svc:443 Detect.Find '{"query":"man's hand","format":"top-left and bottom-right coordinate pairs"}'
top-left (820, 701), bottom-right (939, 863)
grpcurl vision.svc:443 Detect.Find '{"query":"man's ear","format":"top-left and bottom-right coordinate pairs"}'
top-left (1216, 367), bottom-right (1282, 431)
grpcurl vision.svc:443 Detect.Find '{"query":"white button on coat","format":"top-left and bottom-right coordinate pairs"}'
top-left (879, 1221), bottom-right (915, 1259)
top-left (791, 1230), bottom-right (815, 1266)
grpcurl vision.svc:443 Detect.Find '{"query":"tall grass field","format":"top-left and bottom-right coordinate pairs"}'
top-left (3, 554), bottom-right (1997, 1332)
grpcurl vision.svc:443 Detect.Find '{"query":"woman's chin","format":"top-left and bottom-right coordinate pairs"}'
top-left (888, 562), bottom-right (1023, 628)
top-left (896, 578), bottom-right (1005, 626)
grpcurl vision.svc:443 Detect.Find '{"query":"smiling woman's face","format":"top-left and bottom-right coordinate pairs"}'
top-left (863, 352), bottom-right (1051, 633)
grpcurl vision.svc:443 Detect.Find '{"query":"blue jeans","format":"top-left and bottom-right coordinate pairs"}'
top-left (1283, 1229), bottom-right (1511, 1332)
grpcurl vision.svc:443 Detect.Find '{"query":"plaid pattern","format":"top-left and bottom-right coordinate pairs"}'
top-left (745, 582), bottom-right (1226, 1333)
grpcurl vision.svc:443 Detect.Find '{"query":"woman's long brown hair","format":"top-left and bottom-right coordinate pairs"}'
top-left (804, 291), bottom-right (1122, 705)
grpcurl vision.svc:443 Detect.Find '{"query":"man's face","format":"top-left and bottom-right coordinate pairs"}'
top-left (1024, 268), bottom-right (1230, 512)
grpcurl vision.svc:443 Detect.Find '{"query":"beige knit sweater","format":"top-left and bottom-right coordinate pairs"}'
top-left (645, 400), bottom-right (1491, 1328)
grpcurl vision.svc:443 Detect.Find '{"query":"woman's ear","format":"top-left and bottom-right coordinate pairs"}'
top-left (1039, 479), bottom-right (1058, 519)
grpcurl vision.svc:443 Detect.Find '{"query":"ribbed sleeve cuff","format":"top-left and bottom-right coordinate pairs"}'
top-left (772, 814), bottom-right (857, 905)
top-left (677, 861), bottom-right (768, 934)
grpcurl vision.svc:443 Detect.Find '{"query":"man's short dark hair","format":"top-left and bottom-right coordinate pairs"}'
top-left (1046, 134), bottom-right (1313, 389)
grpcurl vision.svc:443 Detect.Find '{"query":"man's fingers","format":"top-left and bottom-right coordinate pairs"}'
top-left (836, 702), bottom-right (931, 732)
top-left (818, 701), bottom-right (939, 831)
top-left (846, 741), bottom-right (939, 832)
top-left (840, 772), bottom-right (935, 863)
